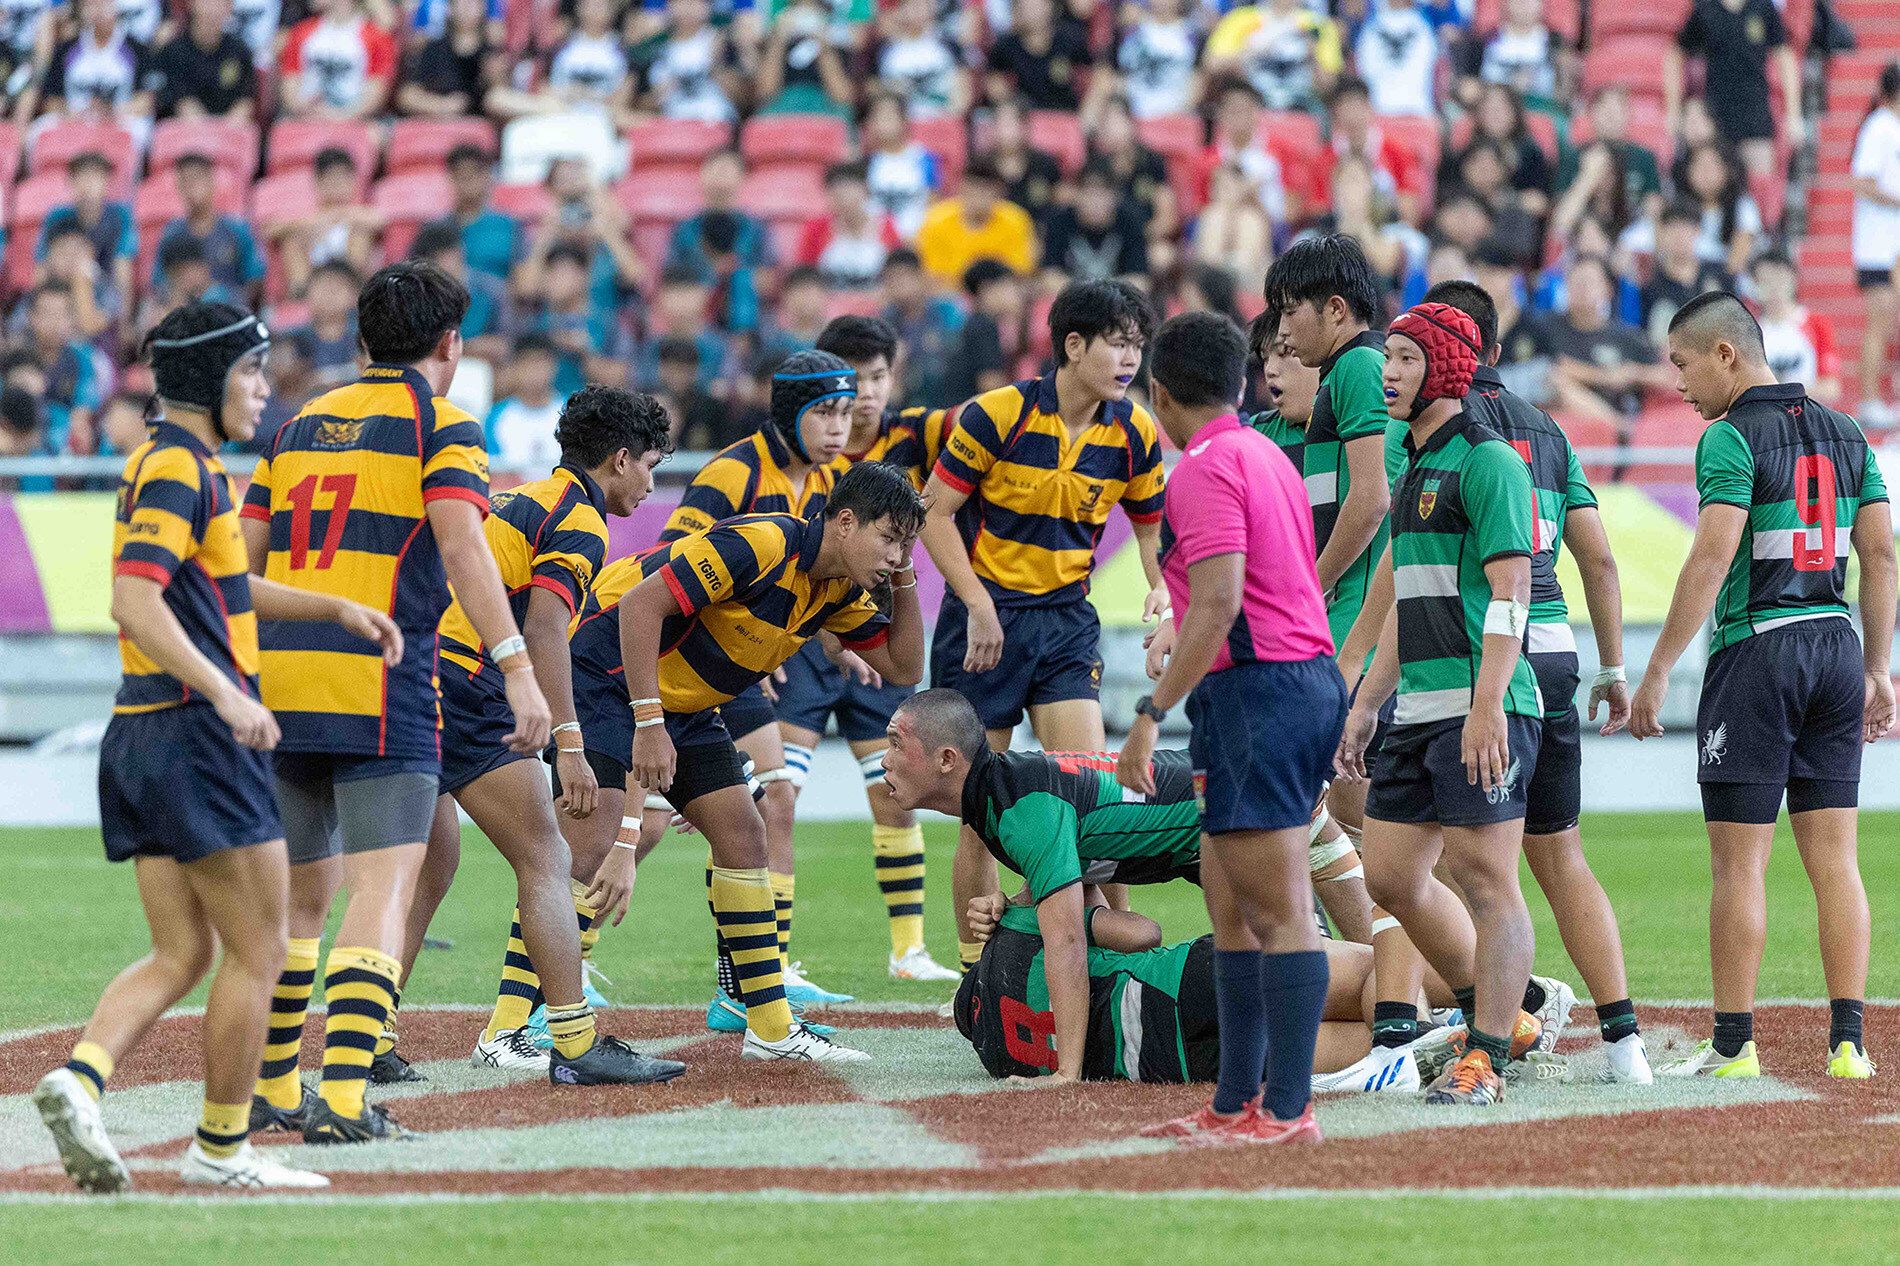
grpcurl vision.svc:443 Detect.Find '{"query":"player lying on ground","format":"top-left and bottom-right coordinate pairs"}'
top-left (35, 302), bottom-right (399, 1192)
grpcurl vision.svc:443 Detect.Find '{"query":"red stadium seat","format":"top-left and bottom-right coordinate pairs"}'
top-left (250, 167), bottom-right (319, 224)
top-left (1468, 0), bottom-right (1581, 42)
top-left (374, 171), bottom-right (456, 259)
top-left (739, 166), bottom-right (827, 223)
top-left (1255, 110), bottom-right (1323, 199)
top-left (490, 181), bottom-right (555, 225)
top-left (1589, 0), bottom-right (1690, 42)
top-left (614, 167), bottom-right (704, 225)
top-left (4, 172), bottom-right (71, 297)
top-left (0, 120), bottom-right (20, 188)
top-left (149, 119), bottom-right (260, 181)
top-left (266, 119), bottom-right (378, 191)
top-left (29, 121), bottom-right (137, 196)
top-left (631, 221), bottom-right (673, 270)
top-left (1137, 114), bottom-right (1205, 164)
top-left (910, 114), bottom-right (968, 193)
top-left (1376, 115), bottom-right (1443, 183)
top-left (625, 118), bottom-right (731, 171)
top-left (741, 113), bottom-right (850, 169)
top-left (1582, 36), bottom-right (1673, 102)
top-left (387, 117), bottom-right (498, 175)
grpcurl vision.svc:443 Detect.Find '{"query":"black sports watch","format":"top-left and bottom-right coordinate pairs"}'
top-left (1133, 695), bottom-right (1168, 725)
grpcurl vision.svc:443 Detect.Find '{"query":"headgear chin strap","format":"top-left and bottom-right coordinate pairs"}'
top-left (770, 349), bottom-right (856, 462)
top-left (1386, 301), bottom-right (1481, 419)
top-left (147, 302), bottom-right (271, 442)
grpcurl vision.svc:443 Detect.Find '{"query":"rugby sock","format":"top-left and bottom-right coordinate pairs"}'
top-left (573, 879), bottom-right (602, 964)
top-left (873, 824), bottom-right (927, 958)
top-left (543, 1002), bottom-right (598, 1059)
top-left (483, 907), bottom-right (538, 1042)
top-left (374, 986), bottom-right (401, 1059)
top-left (769, 871), bottom-right (796, 959)
top-left (1830, 999), bottom-right (1865, 1054)
top-left (1372, 1002), bottom-right (1420, 1049)
top-left (1452, 986), bottom-right (1476, 1020)
top-left (707, 860), bottom-right (740, 998)
top-left (256, 936), bottom-right (318, 1110)
top-left (1522, 978), bottom-right (1548, 1015)
top-left (64, 1041), bottom-right (114, 1102)
top-left (1596, 998), bottom-right (1640, 1044)
top-left (1467, 1025), bottom-right (1513, 1068)
top-left (959, 943), bottom-right (983, 975)
top-left (316, 946), bottom-right (400, 1120)
top-left (1259, 950), bottom-right (1329, 1121)
top-left (710, 866), bottom-right (793, 1042)
top-left (1713, 1011), bottom-right (1753, 1059)
top-left (1211, 949), bottom-right (1268, 1115)
top-left (194, 1100), bottom-right (248, 1160)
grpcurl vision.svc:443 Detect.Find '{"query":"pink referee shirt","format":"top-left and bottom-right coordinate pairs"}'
top-left (1160, 413), bottom-right (1334, 669)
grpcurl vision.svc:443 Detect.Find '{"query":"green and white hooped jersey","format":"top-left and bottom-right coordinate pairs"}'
top-left (1303, 331), bottom-right (1408, 640)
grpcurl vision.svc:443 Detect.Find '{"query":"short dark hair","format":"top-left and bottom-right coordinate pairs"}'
top-left (961, 156), bottom-right (1003, 188)
top-left (105, 389), bottom-right (152, 417)
top-left (314, 146), bottom-right (357, 177)
top-left (782, 264), bottom-right (826, 291)
top-left (1048, 278), bottom-right (1158, 368)
top-left (1660, 198), bottom-right (1703, 229)
top-left (409, 222), bottom-right (465, 261)
top-left (555, 385), bottom-right (673, 468)
top-left (173, 152), bottom-right (215, 174)
top-left (895, 688), bottom-right (987, 763)
top-left (1422, 280), bottom-right (1499, 357)
top-left (513, 331), bottom-right (559, 358)
top-left (44, 220), bottom-right (92, 249)
top-left (962, 258), bottom-right (1015, 297)
top-left (881, 247), bottom-right (923, 274)
top-left (1077, 156), bottom-right (1117, 188)
top-left (1471, 237), bottom-right (1519, 271)
top-left (747, 348), bottom-right (789, 380)
top-left (1150, 311), bottom-right (1247, 408)
top-left (824, 459), bottom-right (926, 537)
top-left (1751, 248), bottom-right (1796, 274)
top-left (701, 208), bottom-right (742, 255)
top-left (157, 235), bottom-right (209, 272)
top-left (1217, 77), bottom-right (1263, 108)
top-left (31, 281), bottom-right (74, 308)
top-left (1329, 75), bottom-right (1371, 107)
top-left (445, 142), bottom-right (493, 170)
top-left (656, 336), bottom-right (701, 367)
top-left (1568, 252), bottom-right (1616, 291)
top-left (1248, 307), bottom-right (1279, 362)
top-left (66, 150), bottom-right (114, 176)
top-left (544, 240), bottom-right (591, 271)
top-left (817, 315), bottom-right (899, 368)
top-left (824, 158), bottom-right (870, 187)
top-left (356, 261), bottom-right (470, 364)
top-left (0, 385), bottom-right (39, 435)
top-left (1261, 234), bottom-right (1380, 327)
top-left (309, 258), bottom-right (362, 289)
top-left (1668, 290), bottom-right (1766, 361)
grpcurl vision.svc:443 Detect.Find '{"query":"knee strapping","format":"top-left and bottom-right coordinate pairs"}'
top-left (858, 750), bottom-right (888, 787)
top-left (780, 744), bottom-right (814, 791)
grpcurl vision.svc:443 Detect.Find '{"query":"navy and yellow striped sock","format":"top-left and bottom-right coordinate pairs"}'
top-left (872, 824), bottom-right (926, 958)
top-left (544, 1002), bottom-right (598, 1059)
top-left (317, 946), bottom-right (400, 1120)
top-left (64, 1040), bottom-right (114, 1103)
top-left (959, 942), bottom-right (983, 975)
top-left (195, 1100), bottom-right (248, 1160)
top-left (710, 866), bottom-right (792, 1042)
top-left (256, 936), bottom-right (318, 1110)
top-left (374, 985), bottom-right (401, 1059)
top-left (707, 858), bottom-right (739, 997)
top-left (573, 879), bottom-right (602, 963)
top-left (484, 908), bottom-right (539, 1042)
top-left (769, 871), bottom-right (795, 960)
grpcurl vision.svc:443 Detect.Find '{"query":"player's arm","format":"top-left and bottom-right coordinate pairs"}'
top-left (835, 565), bottom-right (926, 687)
top-left (1029, 882), bottom-right (1089, 1086)
top-left (246, 575), bottom-right (405, 665)
top-left (429, 497), bottom-right (551, 752)
top-left (111, 575), bottom-right (280, 751)
top-left (1316, 432), bottom-right (1391, 591)
top-left (1562, 505), bottom-right (1630, 734)
top-left (1128, 517), bottom-right (1168, 621)
top-left (1118, 550), bottom-right (1242, 796)
top-left (1852, 499), bottom-right (1897, 742)
top-left (1336, 594), bottom-right (1399, 782)
top-left (619, 569), bottom-right (684, 793)
top-left (1336, 541), bottom-right (1395, 694)
top-left (953, 824), bottom-right (1001, 972)
top-left (1121, 430), bottom-right (1170, 620)
top-left (522, 584), bottom-right (594, 816)
top-left (920, 469), bottom-right (1005, 672)
top-left (1087, 906), bottom-right (1163, 953)
top-left (1465, 553), bottom-right (1532, 791)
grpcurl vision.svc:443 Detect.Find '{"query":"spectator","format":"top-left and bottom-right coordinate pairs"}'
top-left (943, 257), bottom-right (1024, 403)
top-left (755, 0), bottom-right (854, 116)
top-left (1325, 75), bottom-right (1426, 225)
top-left (1852, 62), bottom-right (1900, 426)
top-left (1203, 0), bottom-right (1342, 114)
top-left (1113, 0), bottom-right (1201, 120)
top-left (410, 0), bottom-right (504, 43)
top-left (759, 263), bottom-right (832, 356)
top-left (425, 144), bottom-right (522, 285)
top-left (913, 156), bottom-right (1037, 285)
top-left (151, 0), bottom-right (258, 120)
top-left (1552, 138), bottom-right (1644, 247)
top-left (1428, 187), bottom-right (1494, 256)
top-left (1193, 162), bottom-right (1274, 286)
top-left (134, 236), bottom-right (219, 342)
top-left (875, 0), bottom-right (968, 119)
top-left (1558, 86), bottom-right (1663, 222)
top-left (409, 221), bottom-right (510, 362)
top-left (1446, 137), bottom-right (1540, 266)
top-left (279, 0), bottom-right (397, 118)
top-left (1176, 261), bottom-right (1245, 329)
top-left (797, 159), bottom-right (904, 289)
top-left (397, 0), bottom-right (499, 117)
top-left (0, 385), bottom-right (48, 492)
top-left (1674, 141), bottom-right (1760, 276)
top-left (727, 346), bottom-right (782, 436)
top-left (696, 209), bottom-right (764, 334)
top-left (1087, 94), bottom-right (1178, 256)
top-left (984, 0), bottom-right (1095, 113)
top-left (879, 245), bottom-right (963, 407)
top-left (667, 148), bottom-right (772, 275)
top-left (154, 153), bottom-right (266, 308)
top-left (544, 0), bottom-right (637, 122)
top-left (37, 152), bottom-right (136, 306)
top-left (265, 145), bottom-right (381, 297)
top-left (1450, 0), bottom-right (1567, 111)
top-left (520, 154), bottom-right (649, 320)
top-left (228, 0), bottom-right (280, 64)
top-left (25, 284), bottom-right (107, 454)
top-left (484, 334), bottom-right (566, 471)
top-left (631, 264), bottom-right (730, 392)
top-left (1039, 157), bottom-right (1149, 286)
top-left (1638, 199), bottom-right (1734, 343)
top-left (115, 0), bottom-right (168, 46)
top-left (636, 0), bottom-right (740, 122)
top-left (271, 259), bottom-right (361, 406)
top-left (862, 89), bottom-right (942, 239)
top-left (1446, 81), bottom-right (1551, 220)
top-left (653, 336), bottom-right (736, 449)
top-left (0, 28), bottom-right (40, 125)
top-left (1473, 240), bottom-right (1552, 403)
top-left (39, 0), bottom-right (155, 130)
top-left (1198, 78), bottom-right (1288, 226)
top-left (96, 389), bottom-right (152, 457)
top-left (1533, 213), bottom-right (1642, 323)
top-left (1666, 0), bottom-right (1800, 177)
top-left (1352, 0), bottom-right (1435, 118)
top-left (984, 94), bottom-right (1064, 228)
top-left (1, 0), bottom-right (57, 85)
top-left (28, 222), bottom-right (116, 343)
top-left (1292, 153), bottom-right (1417, 300)
top-left (1545, 253), bottom-right (1672, 426)
top-left (511, 239), bottom-right (626, 394)
top-left (1749, 249), bottom-right (1841, 403)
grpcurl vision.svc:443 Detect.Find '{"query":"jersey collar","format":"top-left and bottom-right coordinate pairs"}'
top-left (150, 419), bottom-right (213, 459)
top-left (1402, 406), bottom-right (1475, 459)
top-left (1033, 374), bottom-right (1131, 429)
top-left (1731, 382), bottom-right (1806, 410)
top-left (794, 507), bottom-right (827, 572)
top-left (1320, 328), bottom-right (1386, 381)
top-left (557, 460), bottom-right (607, 515)
top-left (1470, 365), bottom-right (1504, 388)
top-left (363, 362), bottom-right (436, 396)
top-left (961, 744), bottom-right (998, 825)
top-left (759, 419), bottom-right (796, 468)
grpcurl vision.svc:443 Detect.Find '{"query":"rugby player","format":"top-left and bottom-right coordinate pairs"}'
top-left (1634, 292), bottom-right (1896, 1078)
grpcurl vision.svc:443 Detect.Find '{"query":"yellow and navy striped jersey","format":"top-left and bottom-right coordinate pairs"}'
top-left (241, 362), bottom-right (490, 759)
top-left (111, 423), bottom-right (258, 714)
top-left (659, 425), bottom-right (835, 542)
top-left (932, 376), bottom-right (1166, 605)
top-left (571, 513), bottom-right (888, 716)
top-left (828, 408), bottom-right (922, 479)
top-left (890, 404), bottom-right (952, 489)
top-left (439, 463), bottom-right (610, 677)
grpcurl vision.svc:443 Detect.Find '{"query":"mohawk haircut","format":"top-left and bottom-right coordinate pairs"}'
top-left (894, 688), bottom-right (987, 764)
top-left (1668, 290), bottom-right (1767, 363)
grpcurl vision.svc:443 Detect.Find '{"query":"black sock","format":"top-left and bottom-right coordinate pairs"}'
top-left (1452, 986), bottom-right (1476, 1019)
top-left (1522, 978), bottom-right (1547, 1014)
top-left (1468, 1025), bottom-right (1513, 1067)
top-left (1372, 1001), bottom-right (1419, 1049)
top-left (1713, 1011), bottom-right (1753, 1059)
top-left (1830, 999), bottom-right (1865, 1053)
top-left (1596, 998), bottom-right (1639, 1044)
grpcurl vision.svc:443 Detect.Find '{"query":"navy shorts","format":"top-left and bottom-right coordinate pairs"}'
top-left (1697, 621), bottom-right (1864, 789)
top-left (1366, 713), bottom-right (1544, 828)
top-left (774, 639), bottom-right (914, 742)
top-left (438, 656), bottom-right (533, 796)
top-left (1188, 657), bottom-right (1348, 835)
top-left (717, 681), bottom-right (778, 742)
top-left (931, 593), bottom-right (1102, 732)
top-left (99, 704), bottom-right (282, 863)
top-left (1526, 648), bottom-right (1581, 837)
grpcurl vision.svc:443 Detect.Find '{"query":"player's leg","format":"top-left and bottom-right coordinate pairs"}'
top-left (1701, 812), bottom-right (1777, 1067)
top-left (374, 795), bottom-right (463, 1086)
top-left (1861, 276), bottom-right (1898, 417)
top-left (1024, 600), bottom-right (1109, 753)
top-left (952, 822), bottom-right (1001, 974)
top-left (1439, 818), bottom-right (1537, 1072)
top-left (1309, 801), bottom-right (1374, 942)
top-left (1524, 828), bottom-right (1642, 1052)
top-left (253, 758), bottom-right (343, 1119)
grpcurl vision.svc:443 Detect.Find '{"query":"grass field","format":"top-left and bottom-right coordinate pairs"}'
top-left (5, 812), bottom-right (1900, 1262)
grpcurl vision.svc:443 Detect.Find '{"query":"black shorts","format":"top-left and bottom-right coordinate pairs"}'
top-left (717, 682), bottom-right (778, 743)
top-left (549, 745), bottom-right (630, 794)
top-left (1859, 267), bottom-right (1895, 291)
top-left (1711, 95), bottom-right (1774, 144)
top-left (99, 704), bottom-right (282, 863)
top-left (1525, 645), bottom-right (1582, 837)
top-left (774, 639), bottom-right (914, 742)
top-left (1366, 713), bottom-right (1544, 828)
top-left (1696, 621), bottom-right (1864, 793)
top-left (1188, 657), bottom-right (1347, 835)
top-left (931, 593), bottom-right (1101, 732)
top-left (438, 656), bottom-right (534, 796)
top-left (660, 708), bottom-right (755, 812)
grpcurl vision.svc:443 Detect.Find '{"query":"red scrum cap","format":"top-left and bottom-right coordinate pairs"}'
top-left (1387, 301), bottom-right (1481, 406)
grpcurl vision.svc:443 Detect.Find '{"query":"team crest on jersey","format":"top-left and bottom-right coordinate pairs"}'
top-left (1702, 723), bottom-right (1728, 766)
top-left (1485, 758), bottom-right (1522, 806)
top-left (313, 419), bottom-right (363, 449)
top-left (1418, 478), bottom-right (1441, 520)
top-left (490, 489), bottom-right (518, 514)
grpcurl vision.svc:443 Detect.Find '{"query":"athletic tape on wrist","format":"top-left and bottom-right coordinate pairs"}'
top-left (488, 634), bottom-right (526, 664)
top-left (1370, 915), bottom-right (1402, 937)
top-left (613, 816), bottom-right (639, 850)
top-left (857, 749), bottom-right (888, 787)
top-left (1593, 664), bottom-right (1627, 688)
top-left (780, 743), bottom-right (814, 791)
top-left (1484, 599), bottom-right (1529, 640)
top-left (552, 721), bottom-right (581, 736)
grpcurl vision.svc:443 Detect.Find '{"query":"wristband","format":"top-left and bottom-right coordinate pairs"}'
top-left (634, 717), bottom-right (664, 729)
top-left (1592, 664), bottom-right (1627, 688)
top-left (489, 634), bottom-right (526, 664)
top-left (890, 576), bottom-right (917, 590)
top-left (613, 815), bottom-right (639, 850)
top-left (630, 698), bottom-right (663, 727)
top-left (552, 721), bottom-right (581, 736)
top-left (1483, 599), bottom-right (1529, 640)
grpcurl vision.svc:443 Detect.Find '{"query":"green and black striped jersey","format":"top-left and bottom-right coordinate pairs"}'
top-left (1389, 409), bottom-right (1544, 724)
top-left (1247, 409), bottom-right (1306, 476)
top-left (1696, 383), bottom-right (1888, 655)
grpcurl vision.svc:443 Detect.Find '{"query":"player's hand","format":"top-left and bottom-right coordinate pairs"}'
top-left (583, 847), bottom-right (636, 928)
top-left (1141, 586), bottom-right (1170, 624)
top-left (1866, 670), bottom-right (1896, 744)
top-left (336, 601), bottom-right (404, 665)
top-left (1117, 717), bottom-right (1159, 796)
top-left (965, 891), bottom-right (1005, 942)
top-left (1460, 706), bottom-right (1510, 792)
top-left (1143, 618), bottom-right (1174, 681)
top-left (833, 648), bottom-right (882, 688)
top-left (1006, 1070), bottom-right (1077, 1088)
top-left (1628, 672), bottom-right (1667, 740)
top-left (501, 669), bottom-right (552, 752)
top-left (1333, 707), bottom-right (1378, 782)
top-left (761, 666), bottom-right (784, 703)
top-left (1590, 678), bottom-right (1631, 736)
top-left (215, 685), bottom-right (281, 751)
top-left (554, 746), bottom-right (598, 819)
top-left (631, 725), bottom-right (677, 792)
top-left (963, 600), bottom-right (1005, 674)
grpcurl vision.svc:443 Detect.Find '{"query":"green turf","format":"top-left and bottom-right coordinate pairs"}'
top-left (6, 1193), bottom-right (1900, 1264)
top-left (6, 812), bottom-right (1899, 1031)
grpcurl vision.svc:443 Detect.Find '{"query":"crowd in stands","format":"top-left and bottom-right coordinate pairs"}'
top-left (0, 0), bottom-right (1848, 479)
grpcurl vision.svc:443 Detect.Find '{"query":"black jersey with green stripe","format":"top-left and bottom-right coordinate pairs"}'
top-left (1695, 383), bottom-right (1888, 655)
top-left (1247, 409), bottom-right (1305, 476)
top-left (953, 903), bottom-right (1213, 1082)
top-left (961, 747), bottom-right (1202, 901)
top-left (1389, 409), bottom-right (1543, 724)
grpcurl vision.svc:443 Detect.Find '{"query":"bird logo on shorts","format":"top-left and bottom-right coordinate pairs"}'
top-left (1485, 758), bottom-right (1522, 806)
top-left (1702, 723), bottom-right (1728, 766)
